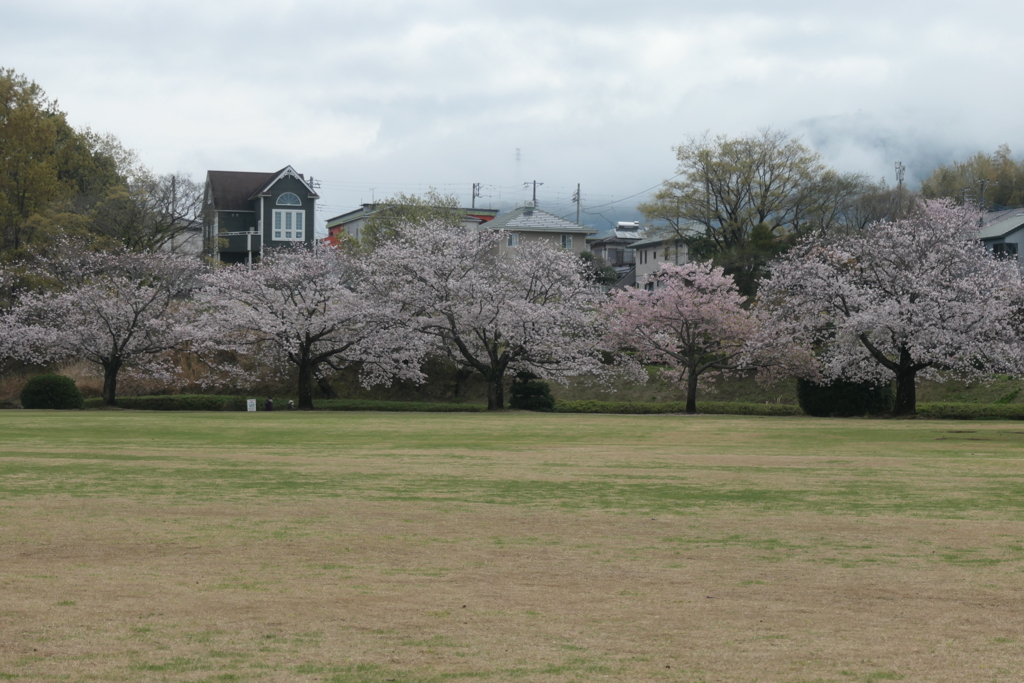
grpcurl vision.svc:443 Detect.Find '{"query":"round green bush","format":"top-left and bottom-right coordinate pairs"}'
top-left (509, 375), bottom-right (556, 412)
top-left (20, 374), bottom-right (84, 410)
top-left (797, 378), bottom-right (894, 417)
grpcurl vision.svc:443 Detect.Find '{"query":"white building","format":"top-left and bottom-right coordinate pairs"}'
top-left (631, 235), bottom-right (689, 289)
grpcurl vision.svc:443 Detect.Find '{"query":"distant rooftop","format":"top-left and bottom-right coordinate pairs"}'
top-left (978, 209), bottom-right (1024, 240)
top-left (486, 205), bottom-right (597, 234)
top-left (326, 203), bottom-right (499, 227)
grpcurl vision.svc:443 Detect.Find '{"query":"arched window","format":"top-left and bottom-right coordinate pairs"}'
top-left (276, 192), bottom-right (302, 206)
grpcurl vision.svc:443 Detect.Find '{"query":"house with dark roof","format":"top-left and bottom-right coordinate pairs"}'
top-left (978, 209), bottom-right (1024, 260)
top-left (202, 166), bottom-right (319, 264)
top-left (586, 221), bottom-right (644, 276)
top-left (484, 204), bottom-right (597, 256)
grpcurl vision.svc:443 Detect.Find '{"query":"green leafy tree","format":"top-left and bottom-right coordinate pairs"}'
top-left (0, 69), bottom-right (69, 254)
top-left (920, 145), bottom-right (1024, 210)
top-left (358, 189), bottom-right (465, 249)
top-left (579, 251), bottom-right (619, 286)
top-left (0, 69), bottom-right (126, 256)
top-left (639, 129), bottom-right (891, 295)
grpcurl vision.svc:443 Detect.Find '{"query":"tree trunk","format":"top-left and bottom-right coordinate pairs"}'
top-left (685, 369), bottom-right (699, 415)
top-left (102, 358), bottom-right (122, 407)
top-left (315, 372), bottom-right (338, 399)
top-left (486, 373), bottom-right (505, 410)
top-left (453, 366), bottom-right (474, 398)
top-left (297, 356), bottom-right (315, 410)
top-left (893, 366), bottom-right (917, 416)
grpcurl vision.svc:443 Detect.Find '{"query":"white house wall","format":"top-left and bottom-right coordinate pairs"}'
top-left (635, 242), bottom-right (689, 284)
top-left (496, 231), bottom-right (591, 257)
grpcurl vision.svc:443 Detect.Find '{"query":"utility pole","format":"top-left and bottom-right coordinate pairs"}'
top-left (524, 180), bottom-right (543, 206)
top-left (472, 183), bottom-right (481, 209)
top-left (894, 161), bottom-right (905, 217)
top-left (978, 179), bottom-right (998, 225)
top-left (572, 183), bottom-right (580, 223)
top-left (978, 178), bottom-right (998, 211)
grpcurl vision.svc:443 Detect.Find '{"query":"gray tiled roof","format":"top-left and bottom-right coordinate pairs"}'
top-left (978, 212), bottom-right (1024, 240)
top-left (485, 206), bottom-right (597, 234)
top-left (589, 226), bottom-right (645, 242)
top-left (630, 235), bottom-right (678, 249)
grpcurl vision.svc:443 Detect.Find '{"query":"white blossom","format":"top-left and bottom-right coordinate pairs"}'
top-left (4, 244), bottom-right (206, 405)
top-left (757, 199), bottom-right (1024, 415)
top-left (197, 245), bottom-right (425, 409)
top-left (363, 223), bottom-right (613, 410)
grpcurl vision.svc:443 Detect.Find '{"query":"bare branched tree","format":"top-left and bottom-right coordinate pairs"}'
top-left (90, 172), bottom-right (203, 252)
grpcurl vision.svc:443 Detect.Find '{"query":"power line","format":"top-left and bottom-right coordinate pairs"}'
top-left (314, 174), bottom-right (683, 224)
top-left (582, 174), bottom-right (682, 211)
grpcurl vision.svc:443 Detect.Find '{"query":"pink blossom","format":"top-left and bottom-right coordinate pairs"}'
top-left (605, 261), bottom-right (771, 413)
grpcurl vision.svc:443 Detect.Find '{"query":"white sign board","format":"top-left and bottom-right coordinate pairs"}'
top-left (247, 399), bottom-right (257, 412)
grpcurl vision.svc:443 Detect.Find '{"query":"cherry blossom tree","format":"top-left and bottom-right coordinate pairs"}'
top-left (757, 199), bottom-right (1024, 416)
top-left (5, 245), bottom-right (206, 405)
top-left (363, 223), bottom-right (613, 410)
top-left (605, 261), bottom-right (764, 414)
top-left (197, 245), bottom-right (424, 409)
top-left (0, 269), bottom-right (14, 370)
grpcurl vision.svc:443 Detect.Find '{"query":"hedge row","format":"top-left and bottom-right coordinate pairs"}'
top-left (916, 403), bottom-right (1024, 420)
top-left (83, 395), bottom-right (249, 411)
top-left (797, 378), bottom-right (894, 417)
top-left (77, 395), bottom-right (1024, 419)
top-left (82, 395), bottom-right (486, 412)
top-left (554, 400), bottom-right (803, 416)
top-left (316, 399), bottom-right (486, 412)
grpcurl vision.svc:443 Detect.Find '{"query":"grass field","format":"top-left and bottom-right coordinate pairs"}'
top-left (2, 411), bottom-right (1024, 682)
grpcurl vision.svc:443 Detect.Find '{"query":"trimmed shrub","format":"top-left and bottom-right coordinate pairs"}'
top-left (796, 379), bottom-right (894, 417)
top-left (509, 377), bottom-right (556, 412)
top-left (20, 374), bottom-right (84, 410)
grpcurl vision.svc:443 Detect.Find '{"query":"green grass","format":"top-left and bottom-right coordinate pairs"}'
top-left (2, 412), bottom-right (1024, 518)
top-left (4, 411), bottom-right (1024, 681)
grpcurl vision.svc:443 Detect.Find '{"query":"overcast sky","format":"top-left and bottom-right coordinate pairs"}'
top-left (4, 1), bottom-right (1022, 230)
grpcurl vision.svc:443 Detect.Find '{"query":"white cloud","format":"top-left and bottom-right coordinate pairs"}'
top-left (5, 0), bottom-right (1024, 225)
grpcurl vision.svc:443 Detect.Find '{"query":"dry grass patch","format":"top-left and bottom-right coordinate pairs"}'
top-left (1, 412), bottom-right (1024, 682)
